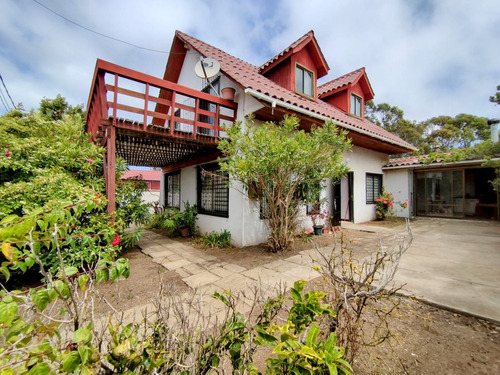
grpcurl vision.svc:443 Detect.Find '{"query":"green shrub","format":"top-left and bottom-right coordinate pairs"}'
top-left (200, 230), bottom-right (232, 248)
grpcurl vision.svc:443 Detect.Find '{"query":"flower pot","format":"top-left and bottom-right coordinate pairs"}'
top-left (221, 87), bottom-right (235, 101)
top-left (313, 225), bottom-right (324, 236)
top-left (179, 227), bottom-right (190, 237)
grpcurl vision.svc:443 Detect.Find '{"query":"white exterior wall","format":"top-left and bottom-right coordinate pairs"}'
top-left (344, 146), bottom-right (389, 223)
top-left (384, 169), bottom-right (412, 218)
top-left (159, 47), bottom-right (400, 244)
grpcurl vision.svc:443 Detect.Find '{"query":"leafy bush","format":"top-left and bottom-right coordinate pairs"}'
top-left (375, 187), bottom-right (408, 220)
top-left (147, 202), bottom-right (198, 236)
top-left (0, 99), bottom-right (147, 281)
top-left (199, 230), bottom-right (232, 248)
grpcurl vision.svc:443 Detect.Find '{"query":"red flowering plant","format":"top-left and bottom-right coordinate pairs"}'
top-left (375, 187), bottom-right (408, 220)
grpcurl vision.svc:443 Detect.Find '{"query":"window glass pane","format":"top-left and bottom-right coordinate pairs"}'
top-left (366, 174), bottom-right (382, 204)
top-left (295, 66), bottom-right (303, 93)
top-left (166, 172), bottom-right (180, 209)
top-left (304, 70), bottom-right (313, 96)
top-left (351, 94), bottom-right (362, 117)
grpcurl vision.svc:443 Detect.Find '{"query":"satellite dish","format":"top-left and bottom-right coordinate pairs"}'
top-left (194, 57), bottom-right (220, 79)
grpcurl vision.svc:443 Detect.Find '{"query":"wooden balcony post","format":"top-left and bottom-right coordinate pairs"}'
top-left (193, 97), bottom-right (199, 140)
top-left (170, 91), bottom-right (176, 135)
top-left (144, 83), bottom-right (149, 130)
top-left (106, 124), bottom-right (116, 220)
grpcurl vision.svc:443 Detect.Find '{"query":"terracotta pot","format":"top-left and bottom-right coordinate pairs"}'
top-left (221, 87), bottom-right (236, 101)
top-left (179, 227), bottom-right (190, 237)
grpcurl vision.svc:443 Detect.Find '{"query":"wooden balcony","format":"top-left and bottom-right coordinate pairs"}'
top-left (86, 59), bottom-right (238, 167)
top-left (85, 59), bottom-right (238, 215)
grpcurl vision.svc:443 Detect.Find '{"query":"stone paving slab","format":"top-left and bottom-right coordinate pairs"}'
top-left (183, 270), bottom-right (221, 289)
top-left (161, 258), bottom-right (192, 271)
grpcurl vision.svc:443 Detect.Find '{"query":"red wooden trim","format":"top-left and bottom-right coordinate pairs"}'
top-left (95, 59), bottom-right (237, 109)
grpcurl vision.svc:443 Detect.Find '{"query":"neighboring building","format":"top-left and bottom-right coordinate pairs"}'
top-left (122, 169), bottom-right (161, 206)
top-left (86, 30), bottom-right (416, 246)
top-left (384, 155), bottom-right (499, 221)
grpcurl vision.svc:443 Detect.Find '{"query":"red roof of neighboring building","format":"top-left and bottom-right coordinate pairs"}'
top-left (122, 170), bottom-right (162, 181)
top-left (174, 31), bottom-right (416, 152)
top-left (384, 154), bottom-right (450, 167)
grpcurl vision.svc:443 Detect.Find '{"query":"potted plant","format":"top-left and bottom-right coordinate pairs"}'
top-left (177, 201), bottom-right (198, 237)
top-left (310, 199), bottom-right (330, 236)
top-left (221, 87), bottom-right (236, 101)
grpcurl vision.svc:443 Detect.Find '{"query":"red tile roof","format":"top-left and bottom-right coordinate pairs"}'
top-left (122, 169), bottom-right (162, 181)
top-left (318, 67), bottom-right (365, 96)
top-left (384, 154), bottom-right (450, 167)
top-left (175, 31), bottom-right (416, 152)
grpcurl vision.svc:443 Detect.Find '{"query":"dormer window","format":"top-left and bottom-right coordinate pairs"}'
top-left (295, 64), bottom-right (314, 98)
top-left (350, 93), bottom-right (363, 118)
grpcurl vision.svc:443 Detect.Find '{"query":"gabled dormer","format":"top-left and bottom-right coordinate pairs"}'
top-left (258, 31), bottom-right (329, 100)
top-left (318, 67), bottom-right (375, 119)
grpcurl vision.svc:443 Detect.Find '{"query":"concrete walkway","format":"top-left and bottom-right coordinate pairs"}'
top-left (344, 218), bottom-right (500, 323)
top-left (137, 218), bottom-right (500, 323)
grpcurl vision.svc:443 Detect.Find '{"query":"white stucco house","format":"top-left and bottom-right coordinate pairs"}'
top-left (153, 31), bottom-right (416, 246)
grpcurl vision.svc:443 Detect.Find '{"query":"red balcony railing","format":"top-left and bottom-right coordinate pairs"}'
top-left (86, 59), bottom-right (237, 143)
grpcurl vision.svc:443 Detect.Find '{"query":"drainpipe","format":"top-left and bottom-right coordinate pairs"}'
top-left (488, 118), bottom-right (500, 143)
top-left (244, 88), bottom-right (417, 150)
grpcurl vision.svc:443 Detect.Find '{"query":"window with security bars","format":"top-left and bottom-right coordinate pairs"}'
top-left (366, 173), bottom-right (382, 204)
top-left (165, 171), bottom-right (180, 209)
top-left (197, 163), bottom-right (229, 217)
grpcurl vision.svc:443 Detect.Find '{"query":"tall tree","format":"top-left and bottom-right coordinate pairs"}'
top-left (423, 114), bottom-right (489, 151)
top-left (489, 84), bottom-right (500, 105)
top-left (365, 101), bottom-right (425, 152)
top-left (218, 117), bottom-right (350, 252)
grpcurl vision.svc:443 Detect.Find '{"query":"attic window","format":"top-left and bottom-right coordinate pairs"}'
top-left (350, 93), bottom-right (363, 117)
top-left (295, 64), bottom-right (314, 98)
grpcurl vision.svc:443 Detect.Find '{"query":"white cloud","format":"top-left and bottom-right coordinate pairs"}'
top-left (0, 0), bottom-right (499, 122)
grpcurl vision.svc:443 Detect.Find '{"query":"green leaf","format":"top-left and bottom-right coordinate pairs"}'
top-left (31, 289), bottom-right (50, 311)
top-left (62, 350), bottom-right (81, 372)
top-left (63, 266), bottom-right (79, 277)
top-left (0, 297), bottom-right (18, 326)
top-left (96, 269), bottom-right (108, 284)
top-left (306, 325), bottom-right (319, 347)
top-left (78, 345), bottom-right (90, 365)
top-left (53, 280), bottom-right (70, 298)
top-left (290, 287), bottom-right (302, 302)
top-left (78, 274), bottom-right (89, 291)
top-left (73, 327), bottom-right (92, 344)
top-left (0, 266), bottom-right (11, 282)
top-left (28, 363), bottom-right (50, 375)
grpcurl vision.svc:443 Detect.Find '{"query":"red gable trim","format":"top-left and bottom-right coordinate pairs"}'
top-left (318, 67), bottom-right (375, 101)
top-left (259, 31), bottom-right (329, 78)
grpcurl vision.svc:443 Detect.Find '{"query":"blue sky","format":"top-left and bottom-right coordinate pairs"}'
top-left (1, 0), bottom-right (499, 122)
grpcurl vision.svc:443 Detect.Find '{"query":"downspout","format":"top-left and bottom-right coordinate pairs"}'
top-left (244, 88), bottom-right (416, 151)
